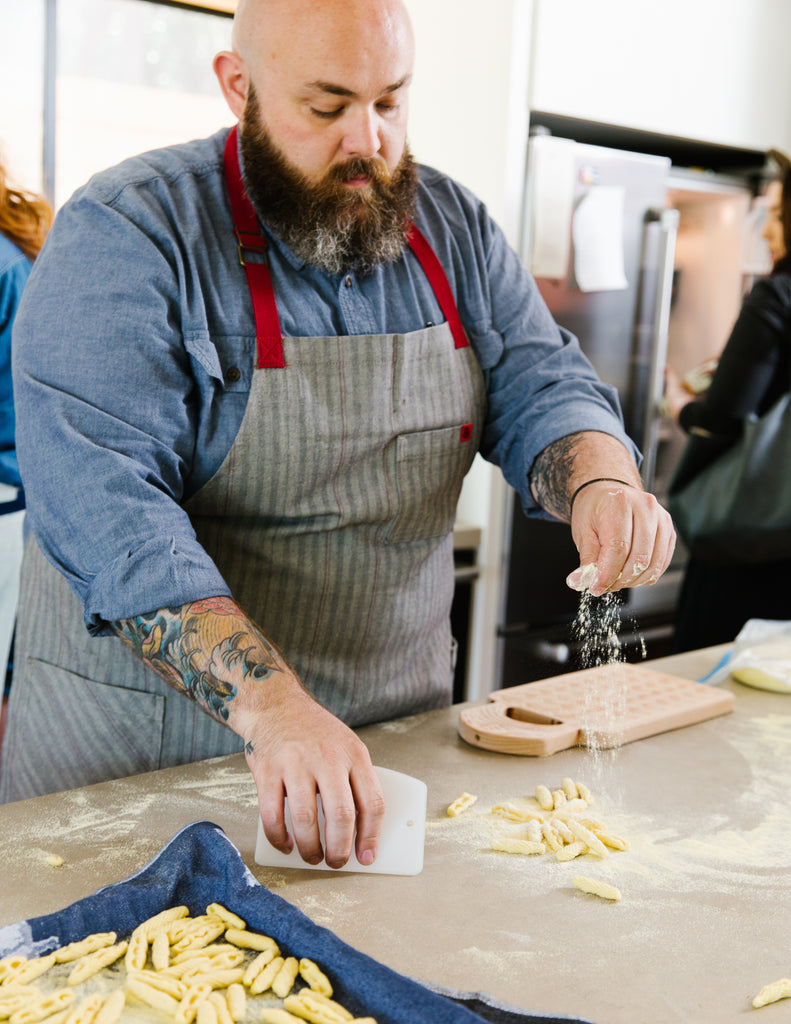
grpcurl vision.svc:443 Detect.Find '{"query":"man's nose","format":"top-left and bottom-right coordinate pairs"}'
top-left (341, 107), bottom-right (380, 159)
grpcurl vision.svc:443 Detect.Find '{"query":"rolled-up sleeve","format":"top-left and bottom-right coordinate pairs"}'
top-left (421, 179), bottom-right (639, 516)
top-left (12, 187), bottom-right (231, 635)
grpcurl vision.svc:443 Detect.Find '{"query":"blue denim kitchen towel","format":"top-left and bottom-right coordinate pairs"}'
top-left (0, 821), bottom-right (592, 1024)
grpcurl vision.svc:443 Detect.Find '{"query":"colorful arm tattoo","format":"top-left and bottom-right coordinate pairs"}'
top-left (112, 596), bottom-right (281, 723)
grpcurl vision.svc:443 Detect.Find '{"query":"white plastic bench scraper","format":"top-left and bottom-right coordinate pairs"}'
top-left (254, 765), bottom-right (427, 875)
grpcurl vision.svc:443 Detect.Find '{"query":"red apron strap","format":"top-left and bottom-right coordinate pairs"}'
top-left (223, 126), bottom-right (286, 368)
top-left (406, 222), bottom-right (469, 349)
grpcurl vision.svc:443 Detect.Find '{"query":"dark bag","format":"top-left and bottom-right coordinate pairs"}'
top-left (668, 388), bottom-right (791, 563)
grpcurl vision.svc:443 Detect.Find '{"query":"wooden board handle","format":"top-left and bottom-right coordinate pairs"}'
top-left (458, 702), bottom-right (581, 755)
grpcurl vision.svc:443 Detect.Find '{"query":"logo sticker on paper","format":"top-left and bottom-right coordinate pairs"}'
top-left (460, 423), bottom-right (473, 442)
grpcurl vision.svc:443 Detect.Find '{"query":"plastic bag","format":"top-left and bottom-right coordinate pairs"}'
top-left (703, 619), bottom-right (791, 692)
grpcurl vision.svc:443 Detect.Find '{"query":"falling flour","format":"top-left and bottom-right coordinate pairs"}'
top-left (573, 588), bottom-right (623, 671)
top-left (571, 566), bottom-right (641, 761)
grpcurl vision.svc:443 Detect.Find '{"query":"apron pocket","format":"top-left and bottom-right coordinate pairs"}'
top-left (12, 659), bottom-right (166, 795)
top-left (387, 424), bottom-right (476, 544)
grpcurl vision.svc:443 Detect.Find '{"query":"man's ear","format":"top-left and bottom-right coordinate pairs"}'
top-left (213, 50), bottom-right (249, 120)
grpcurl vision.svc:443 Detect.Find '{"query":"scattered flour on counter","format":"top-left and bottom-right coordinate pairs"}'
top-left (0, 761), bottom-right (260, 887)
top-left (0, 795), bottom-right (164, 884)
top-left (436, 946), bottom-right (544, 982)
top-left (430, 711), bottom-right (791, 901)
top-left (3, 789), bottom-right (159, 845)
top-left (376, 714), bottom-right (424, 734)
top-left (584, 712), bottom-right (791, 896)
top-left (167, 764), bottom-right (258, 806)
top-left (253, 869), bottom-right (292, 890)
top-left (289, 889), bottom-right (365, 927)
top-left (746, 713), bottom-right (791, 756)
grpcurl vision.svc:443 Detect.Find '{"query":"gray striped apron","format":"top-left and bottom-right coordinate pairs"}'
top-left (0, 131), bottom-right (486, 802)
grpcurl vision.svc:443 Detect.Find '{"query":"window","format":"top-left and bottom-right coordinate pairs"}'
top-left (0, 0), bottom-right (233, 208)
top-left (0, 0), bottom-right (46, 195)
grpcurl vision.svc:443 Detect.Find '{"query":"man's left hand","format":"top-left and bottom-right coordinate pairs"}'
top-left (565, 480), bottom-right (676, 596)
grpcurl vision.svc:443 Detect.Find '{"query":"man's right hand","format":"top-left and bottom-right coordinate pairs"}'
top-left (113, 596), bottom-right (386, 868)
top-left (236, 678), bottom-right (386, 868)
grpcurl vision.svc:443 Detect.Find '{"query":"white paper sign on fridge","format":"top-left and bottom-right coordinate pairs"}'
top-left (572, 185), bottom-right (629, 292)
top-left (528, 136), bottom-right (577, 280)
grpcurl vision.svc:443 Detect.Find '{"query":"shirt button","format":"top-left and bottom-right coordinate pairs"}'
top-left (344, 275), bottom-right (353, 288)
top-left (225, 366), bottom-right (241, 383)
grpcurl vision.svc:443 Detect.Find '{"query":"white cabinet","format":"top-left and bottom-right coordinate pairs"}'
top-left (529, 0), bottom-right (791, 156)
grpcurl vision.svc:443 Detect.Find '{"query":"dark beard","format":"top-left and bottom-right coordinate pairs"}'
top-left (239, 88), bottom-right (418, 275)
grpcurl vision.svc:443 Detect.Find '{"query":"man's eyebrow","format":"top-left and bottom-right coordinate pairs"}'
top-left (304, 75), bottom-right (412, 98)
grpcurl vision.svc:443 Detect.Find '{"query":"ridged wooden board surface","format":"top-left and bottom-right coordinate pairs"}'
top-left (458, 663), bottom-right (735, 755)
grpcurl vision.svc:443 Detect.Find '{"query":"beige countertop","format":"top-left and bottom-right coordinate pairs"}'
top-left (1, 643), bottom-right (789, 1023)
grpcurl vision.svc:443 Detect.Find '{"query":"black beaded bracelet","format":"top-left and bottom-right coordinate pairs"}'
top-left (569, 477), bottom-right (635, 515)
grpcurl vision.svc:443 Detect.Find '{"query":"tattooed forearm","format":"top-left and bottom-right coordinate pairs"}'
top-left (530, 431), bottom-right (643, 522)
top-left (112, 596), bottom-right (282, 723)
top-left (529, 432), bottom-right (583, 521)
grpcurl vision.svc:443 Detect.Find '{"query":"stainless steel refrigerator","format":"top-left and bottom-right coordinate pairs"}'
top-left (496, 126), bottom-right (766, 687)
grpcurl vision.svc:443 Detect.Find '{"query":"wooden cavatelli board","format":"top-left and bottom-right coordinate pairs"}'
top-left (458, 663), bottom-right (735, 755)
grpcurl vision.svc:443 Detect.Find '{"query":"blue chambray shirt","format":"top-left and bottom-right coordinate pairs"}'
top-left (0, 232), bottom-right (31, 491)
top-left (12, 127), bottom-right (637, 635)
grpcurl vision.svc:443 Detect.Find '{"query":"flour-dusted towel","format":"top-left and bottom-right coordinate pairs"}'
top-left (0, 821), bottom-right (592, 1024)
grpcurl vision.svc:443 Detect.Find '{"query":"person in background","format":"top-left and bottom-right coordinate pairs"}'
top-left (3, 0), bottom-right (674, 863)
top-left (664, 149), bottom-right (791, 652)
top-left (0, 152), bottom-right (52, 742)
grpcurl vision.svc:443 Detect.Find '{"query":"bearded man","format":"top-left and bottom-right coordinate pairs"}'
top-left (4, 0), bottom-right (675, 869)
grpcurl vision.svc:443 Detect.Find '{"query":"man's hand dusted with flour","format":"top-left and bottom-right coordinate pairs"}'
top-left (529, 429), bottom-right (676, 598)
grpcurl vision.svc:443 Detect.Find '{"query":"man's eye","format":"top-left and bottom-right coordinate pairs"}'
top-left (311, 107), bottom-right (343, 120)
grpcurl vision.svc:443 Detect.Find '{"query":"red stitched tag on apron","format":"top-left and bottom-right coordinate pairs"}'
top-left (460, 423), bottom-right (473, 442)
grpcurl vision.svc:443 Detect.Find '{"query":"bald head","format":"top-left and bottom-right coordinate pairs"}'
top-left (214, 0), bottom-right (414, 185)
top-left (231, 0), bottom-right (414, 87)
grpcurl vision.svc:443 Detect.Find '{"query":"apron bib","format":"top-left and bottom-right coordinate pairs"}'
top-left (0, 128), bottom-right (486, 801)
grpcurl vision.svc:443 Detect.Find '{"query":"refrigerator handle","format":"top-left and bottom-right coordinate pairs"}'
top-left (640, 207), bottom-right (679, 491)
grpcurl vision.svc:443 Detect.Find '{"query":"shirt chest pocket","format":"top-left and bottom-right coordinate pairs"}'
top-left (386, 423), bottom-right (478, 544)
